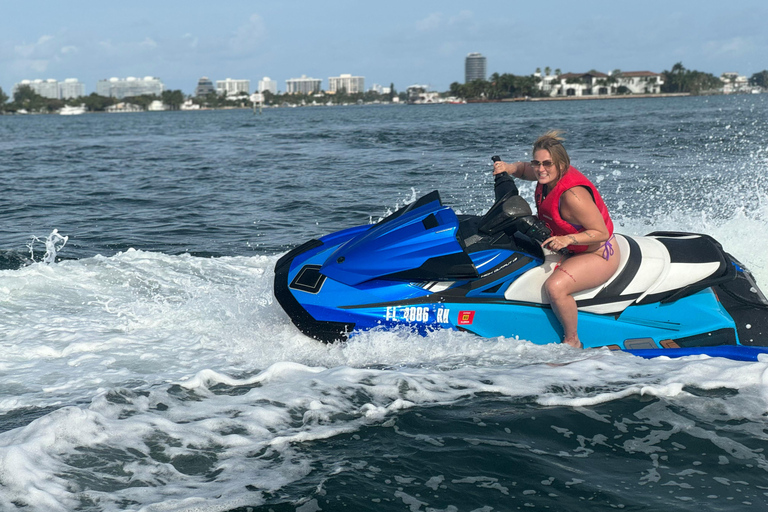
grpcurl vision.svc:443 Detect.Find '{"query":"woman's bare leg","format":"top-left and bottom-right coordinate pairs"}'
top-left (544, 248), bottom-right (621, 348)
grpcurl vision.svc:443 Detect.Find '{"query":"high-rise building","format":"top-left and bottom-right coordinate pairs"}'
top-left (14, 78), bottom-right (86, 99)
top-left (216, 78), bottom-right (250, 97)
top-left (194, 77), bottom-right (215, 97)
top-left (96, 77), bottom-right (164, 98)
top-left (59, 78), bottom-right (85, 99)
top-left (465, 53), bottom-right (487, 83)
top-left (14, 79), bottom-right (60, 99)
top-left (258, 77), bottom-right (278, 94)
top-left (286, 75), bottom-right (322, 95)
top-left (328, 74), bottom-right (365, 94)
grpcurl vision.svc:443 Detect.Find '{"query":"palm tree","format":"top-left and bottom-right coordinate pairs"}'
top-left (671, 62), bottom-right (686, 75)
top-left (544, 66), bottom-right (551, 77)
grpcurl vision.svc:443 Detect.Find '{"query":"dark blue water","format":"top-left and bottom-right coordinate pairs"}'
top-left (3, 96), bottom-right (765, 263)
top-left (1, 97), bottom-right (768, 511)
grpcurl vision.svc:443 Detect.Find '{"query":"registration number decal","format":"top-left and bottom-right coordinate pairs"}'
top-left (384, 306), bottom-right (452, 324)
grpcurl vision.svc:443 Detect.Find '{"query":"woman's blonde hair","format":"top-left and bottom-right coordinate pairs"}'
top-left (533, 130), bottom-right (570, 175)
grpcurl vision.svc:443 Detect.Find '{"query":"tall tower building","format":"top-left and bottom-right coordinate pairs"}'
top-left (465, 53), bottom-right (487, 83)
top-left (194, 77), bottom-right (215, 97)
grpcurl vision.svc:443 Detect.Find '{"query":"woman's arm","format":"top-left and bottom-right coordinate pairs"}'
top-left (493, 160), bottom-right (537, 181)
top-left (557, 186), bottom-right (611, 245)
top-left (542, 186), bottom-right (612, 252)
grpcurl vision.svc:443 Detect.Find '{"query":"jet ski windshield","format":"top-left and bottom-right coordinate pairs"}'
top-left (320, 191), bottom-right (479, 286)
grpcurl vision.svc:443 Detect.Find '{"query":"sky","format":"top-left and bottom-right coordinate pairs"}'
top-left (1, 0), bottom-right (767, 96)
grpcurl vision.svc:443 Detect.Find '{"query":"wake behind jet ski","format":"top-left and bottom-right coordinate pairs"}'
top-left (274, 163), bottom-right (768, 361)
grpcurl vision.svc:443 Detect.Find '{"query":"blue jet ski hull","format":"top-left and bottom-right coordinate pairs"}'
top-left (274, 190), bottom-right (768, 361)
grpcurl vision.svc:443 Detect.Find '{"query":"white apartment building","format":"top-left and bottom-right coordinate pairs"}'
top-left (13, 78), bottom-right (86, 99)
top-left (96, 76), bottom-right (164, 99)
top-left (286, 75), bottom-right (322, 94)
top-left (258, 77), bottom-right (277, 94)
top-left (59, 78), bottom-right (86, 99)
top-left (216, 78), bottom-right (250, 97)
top-left (14, 79), bottom-right (60, 99)
top-left (328, 74), bottom-right (365, 94)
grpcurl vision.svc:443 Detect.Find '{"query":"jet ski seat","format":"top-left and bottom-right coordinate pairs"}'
top-left (503, 233), bottom-right (735, 315)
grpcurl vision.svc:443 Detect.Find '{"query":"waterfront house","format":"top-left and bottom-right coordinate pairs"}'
top-left (619, 71), bottom-right (664, 94)
top-left (538, 70), bottom-right (664, 97)
top-left (720, 72), bottom-right (749, 94)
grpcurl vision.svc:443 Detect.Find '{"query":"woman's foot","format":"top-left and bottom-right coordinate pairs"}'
top-left (562, 336), bottom-right (583, 349)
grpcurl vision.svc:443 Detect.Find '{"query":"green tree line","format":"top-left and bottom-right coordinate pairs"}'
top-left (445, 64), bottom-right (768, 101)
top-left (660, 62), bottom-right (722, 94)
top-left (750, 70), bottom-right (768, 88)
top-left (449, 72), bottom-right (546, 100)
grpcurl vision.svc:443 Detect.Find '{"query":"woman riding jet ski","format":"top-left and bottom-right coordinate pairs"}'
top-left (493, 131), bottom-right (618, 349)
top-left (274, 155), bottom-right (768, 361)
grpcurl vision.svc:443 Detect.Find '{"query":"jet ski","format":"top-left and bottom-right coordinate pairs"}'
top-left (274, 167), bottom-right (768, 361)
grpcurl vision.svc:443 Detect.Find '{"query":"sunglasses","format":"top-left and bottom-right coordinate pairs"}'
top-left (530, 160), bottom-right (555, 168)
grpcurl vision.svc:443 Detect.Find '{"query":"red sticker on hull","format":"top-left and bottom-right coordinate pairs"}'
top-left (458, 311), bottom-right (475, 325)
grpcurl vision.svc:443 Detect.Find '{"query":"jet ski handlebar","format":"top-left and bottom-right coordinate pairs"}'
top-left (487, 155), bottom-right (568, 255)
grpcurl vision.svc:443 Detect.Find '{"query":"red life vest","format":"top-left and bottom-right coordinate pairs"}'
top-left (534, 166), bottom-right (614, 254)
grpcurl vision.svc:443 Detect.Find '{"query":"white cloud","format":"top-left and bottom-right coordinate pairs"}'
top-left (231, 13), bottom-right (267, 52)
top-left (705, 36), bottom-right (752, 58)
top-left (416, 12), bottom-right (443, 32)
top-left (140, 37), bottom-right (158, 49)
top-left (416, 10), bottom-right (475, 32)
top-left (60, 45), bottom-right (78, 54)
top-left (29, 60), bottom-right (49, 73)
top-left (183, 33), bottom-right (199, 49)
top-left (10, 35), bottom-right (59, 76)
top-left (15, 34), bottom-right (56, 58)
top-left (447, 10), bottom-right (474, 26)
top-left (14, 43), bottom-right (36, 58)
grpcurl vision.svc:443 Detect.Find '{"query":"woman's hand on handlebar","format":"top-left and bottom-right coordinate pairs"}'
top-left (493, 160), bottom-right (516, 176)
top-left (542, 235), bottom-right (574, 254)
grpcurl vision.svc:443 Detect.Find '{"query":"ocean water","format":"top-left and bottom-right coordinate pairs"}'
top-left (1, 96), bottom-right (768, 511)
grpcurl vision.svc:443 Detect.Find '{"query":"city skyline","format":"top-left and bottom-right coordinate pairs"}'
top-left (1, 1), bottom-right (767, 96)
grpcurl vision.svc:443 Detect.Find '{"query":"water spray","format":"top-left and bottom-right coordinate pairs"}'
top-left (28, 229), bottom-right (69, 264)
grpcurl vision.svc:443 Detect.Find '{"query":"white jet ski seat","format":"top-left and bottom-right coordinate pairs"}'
top-left (504, 232), bottom-right (734, 315)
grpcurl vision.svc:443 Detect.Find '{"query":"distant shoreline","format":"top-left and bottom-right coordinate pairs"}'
top-left (464, 92), bottom-right (692, 104)
top-left (467, 92), bottom-right (692, 104)
top-left (0, 92), bottom-right (736, 116)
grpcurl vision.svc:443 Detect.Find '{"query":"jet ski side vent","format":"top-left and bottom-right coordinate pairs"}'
top-left (274, 241), bottom-right (356, 343)
top-left (290, 265), bottom-right (326, 294)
